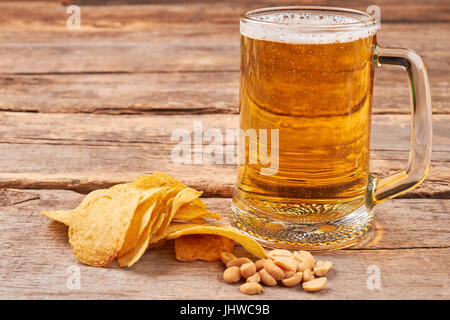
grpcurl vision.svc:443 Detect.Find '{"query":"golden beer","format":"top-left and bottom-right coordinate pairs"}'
top-left (238, 29), bottom-right (375, 214)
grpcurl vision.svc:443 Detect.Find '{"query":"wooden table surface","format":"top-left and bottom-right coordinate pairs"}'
top-left (0, 0), bottom-right (449, 300)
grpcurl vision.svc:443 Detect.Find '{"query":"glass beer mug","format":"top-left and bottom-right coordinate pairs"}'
top-left (232, 7), bottom-right (432, 250)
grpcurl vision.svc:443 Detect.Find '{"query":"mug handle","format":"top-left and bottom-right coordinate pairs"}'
top-left (369, 45), bottom-right (433, 205)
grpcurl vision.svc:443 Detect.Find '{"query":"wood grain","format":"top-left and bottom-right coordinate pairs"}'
top-left (0, 70), bottom-right (448, 115)
top-left (0, 189), bottom-right (448, 299)
top-left (0, 72), bottom-right (240, 115)
top-left (0, 112), bottom-right (448, 150)
top-left (0, 112), bottom-right (448, 196)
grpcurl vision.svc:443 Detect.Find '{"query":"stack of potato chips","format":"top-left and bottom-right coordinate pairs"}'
top-left (41, 172), bottom-right (266, 267)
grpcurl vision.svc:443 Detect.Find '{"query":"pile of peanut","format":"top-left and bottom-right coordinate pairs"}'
top-left (220, 249), bottom-right (332, 295)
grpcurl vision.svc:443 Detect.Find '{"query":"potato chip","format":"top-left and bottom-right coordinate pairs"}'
top-left (132, 172), bottom-right (186, 189)
top-left (40, 186), bottom-right (120, 226)
top-left (187, 218), bottom-right (206, 224)
top-left (68, 184), bottom-right (141, 267)
top-left (165, 223), bottom-right (266, 258)
top-left (116, 227), bottom-right (151, 267)
top-left (133, 172), bottom-right (206, 208)
top-left (116, 189), bottom-right (171, 267)
top-left (148, 238), bottom-right (167, 250)
top-left (117, 187), bottom-right (202, 267)
top-left (148, 187), bottom-right (185, 238)
top-left (174, 234), bottom-right (234, 262)
top-left (174, 203), bottom-right (221, 222)
top-left (41, 209), bottom-right (74, 226)
top-left (118, 187), bottom-right (168, 257)
top-left (150, 188), bottom-right (203, 244)
top-left (116, 187), bottom-right (180, 266)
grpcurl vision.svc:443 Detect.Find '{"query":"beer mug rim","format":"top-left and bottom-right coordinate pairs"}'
top-left (240, 6), bottom-right (378, 32)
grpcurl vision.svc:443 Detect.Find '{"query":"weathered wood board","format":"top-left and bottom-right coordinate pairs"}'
top-left (0, 112), bottom-right (448, 196)
top-left (0, 189), bottom-right (449, 299)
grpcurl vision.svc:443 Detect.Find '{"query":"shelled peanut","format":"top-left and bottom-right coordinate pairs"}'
top-left (220, 250), bottom-right (332, 295)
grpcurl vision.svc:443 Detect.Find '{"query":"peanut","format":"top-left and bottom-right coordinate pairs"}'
top-left (264, 259), bottom-right (285, 281)
top-left (294, 251), bottom-right (315, 272)
top-left (246, 272), bottom-right (261, 283)
top-left (282, 272), bottom-right (303, 287)
top-left (303, 277), bottom-right (327, 292)
top-left (223, 266), bottom-right (241, 283)
top-left (259, 268), bottom-right (277, 287)
top-left (240, 282), bottom-right (264, 295)
top-left (283, 269), bottom-right (295, 279)
top-left (314, 261), bottom-right (332, 277)
top-left (272, 256), bottom-right (297, 272)
top-left (226, 257), bottom-right (252, 268)
top-left (267, 249), bottom-right (293, 259)
top-left (220, 252), bottom-right (236, 266)
top-left (303, 268), bottom-right (315, 282)
top-left (254, 259), bottom-right (266, 271)
top-left (240, 262), bottom-right (257, 279)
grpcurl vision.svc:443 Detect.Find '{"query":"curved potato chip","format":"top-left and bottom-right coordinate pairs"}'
top-left (187, 218), bottom-right (206, 224)
top-left (40, 209), bottom-right (74, 226)
top-left (174, 204), bottom-right (221, 222)
top-left (148, 187), bottom-right (184, 237)
top-left (118, 187), bottom-right (167, 257)
top-left (132, 172), bottom-right (206, 208)
top-left (174, 234), bottom-right (234, 262)
top-left (39, 185), bottom-right (128, 227)
top-left (150, 188), bottom-right (202, 245)
top-left (117, 187), bottom-right (202, 267)
top-left (132, 172), bottom-right (185, 189)
top-left (116, 188), bottom-right (179, 267)
top-left (148, 238), bottom-right (167, 250)
top-left (69, 184), bottom-right (141, 267)
top-left (77, 185), bottom-right (128, 211)
top-left (165, 223), bottom-right (266, 259)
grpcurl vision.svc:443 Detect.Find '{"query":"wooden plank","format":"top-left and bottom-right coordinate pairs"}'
top-left (0, 154), bottom-right (447, 197)
top-left (3, 189), bottom-right (447, 249)
top-left (0, 70), bottom-right (447, 115)
top-left (1, 246), bottom-right (446, 299)
top-left (0, 189), bottom-right (448, 299)
top-left (0, 23), bottom-right (447, 75)
top-left (0, 112), bottom-right (448, 196)
top-left (0, 72), bottom-right (240, 115)
top-left (0, 0), bottom-right (448, 30)
top-left (0, 112), bottom-right (447, 151)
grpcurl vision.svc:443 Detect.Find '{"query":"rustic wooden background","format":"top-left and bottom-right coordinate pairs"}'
top-left (0, 0), bottom-right (448, 299)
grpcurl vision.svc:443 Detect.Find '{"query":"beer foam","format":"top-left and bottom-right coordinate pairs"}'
top-left (241, 12), bottom-right (378, 44)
